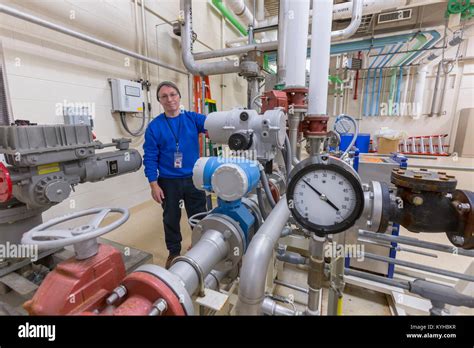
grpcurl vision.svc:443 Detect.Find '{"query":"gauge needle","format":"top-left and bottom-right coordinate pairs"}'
top-left (302, 179), bottom-right (340, 212)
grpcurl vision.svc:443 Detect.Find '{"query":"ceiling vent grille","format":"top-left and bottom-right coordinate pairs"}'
top-left (378, 9), bottom-right (412, 24)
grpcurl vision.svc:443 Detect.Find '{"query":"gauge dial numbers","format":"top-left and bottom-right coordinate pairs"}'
top-left (287, 157), bottom-right (364, 235)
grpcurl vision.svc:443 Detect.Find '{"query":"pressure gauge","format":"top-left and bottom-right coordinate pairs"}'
top-left (286, 155), bottom-right (364, 235)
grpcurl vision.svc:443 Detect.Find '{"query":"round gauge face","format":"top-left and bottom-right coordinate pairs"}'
top-left (287, 161), bottom-right (364, 235)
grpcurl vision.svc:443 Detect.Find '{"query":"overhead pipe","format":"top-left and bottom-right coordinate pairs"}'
top-left (331, 0), bottom-right (363, 40)
top-left (225, 0), bottom-right (254, 26)
top-left (262, 29), bottom-right (443, 64)
top-left (401, 66), bottom-right (412, 108)
top-left (212, 0), bottom-right (247, 36)
top-left (193, 41), bottom-right (277, 60)
top-left (307, 0), bottom-right (333, 116)
top-left (256, 0), bottom-right (265, 21)
top-left (369, 46), bottom-right (390, 116)
top-left (332, 0), bottom-right (407, 21)
top-left (0, 4), bottom-right (188, 75)
top-left (181, 0), bottom-right (241, 76)
top-left (133, 0), bottom-right (143, 77)
top-left (388, 33), bottom-right (429, 115)
top-left (277, 0), bottom-right (289, 85)
top-left (395, 67), bottom-right (403, 115)
top-left (362, 48), bottom-right (383, 116)
top-left (373, 43), bottom-right (404, 116)
top-left (284, 0), bottom-right (310, 87)
top-left (397, 30), bottom-right (445, 118)
top-left (235, 197), bottom-right (290, 315)
top-left (140, 0), bottom-right (150, 81)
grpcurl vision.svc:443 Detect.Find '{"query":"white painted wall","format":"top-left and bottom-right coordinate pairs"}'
top-left (0, 0), bottom-right (248, 219)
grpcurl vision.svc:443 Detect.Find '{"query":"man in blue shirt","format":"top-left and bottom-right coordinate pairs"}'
top-left (143, 81), bottom-right (207, 269)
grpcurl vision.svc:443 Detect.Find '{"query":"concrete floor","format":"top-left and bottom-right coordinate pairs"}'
top-left (101, 154), bottom-right (474, 315)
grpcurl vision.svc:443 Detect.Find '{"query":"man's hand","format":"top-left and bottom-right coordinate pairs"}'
top-left (150, 182), bottom-right (165, 204)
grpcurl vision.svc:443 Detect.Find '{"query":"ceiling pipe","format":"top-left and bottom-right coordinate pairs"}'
top-left (284, 0), bottom-right (311, 88)
top-left (256, 0), bottom-right (265, 22)
top-left (0, 4), bottom-right (188, 75)
top-left (181, 0), bottom-right (241, 76)
top-left (193, 41), bottom-right (277, 60)
top-left (332, 0), bottom-right (407, 21)
top-left (225, 0), bottom-right (255, 26)
top-left (331, 0), bottom-right (363, 40)
top-left (277, 0), bottom-right (289, 85)
top-left (307, 0), bottom-right (333, 116)
top-left (211, 0), bottom-right (247, 36)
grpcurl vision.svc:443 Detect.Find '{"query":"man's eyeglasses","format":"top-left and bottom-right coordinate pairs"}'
top-left (158, 93), bottom-right (179, 100)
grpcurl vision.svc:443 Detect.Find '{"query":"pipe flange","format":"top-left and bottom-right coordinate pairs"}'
top-left (170, 255), bottom-right (205, 297)
top-left (192, 214), bottom-right (244, 272)
top-left (391, 168), bottom-right (457, 192)
top-left (0, 163), bottom-right (13, 203)
top-left (134, 264), bottom-right (194, 315)
top-left (448, 189), bottom-right (474, 249)
top-left (360, 181), bottom-right (383, 232)
top-left (283, 87), bottom-right (308, 109)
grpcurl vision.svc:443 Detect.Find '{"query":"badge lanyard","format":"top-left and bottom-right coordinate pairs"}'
top-left (164, 116), bottom-right (183, 168)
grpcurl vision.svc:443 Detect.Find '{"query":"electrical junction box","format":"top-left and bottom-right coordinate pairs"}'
top-left (109, 78), bottom-right (144, 113)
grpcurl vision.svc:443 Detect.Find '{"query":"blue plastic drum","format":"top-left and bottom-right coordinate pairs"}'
top-left (340, 133), bottom-right (371, 153)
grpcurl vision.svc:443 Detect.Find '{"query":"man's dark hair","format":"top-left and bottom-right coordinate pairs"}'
top-left (157, 81), bottom-right (181, 100)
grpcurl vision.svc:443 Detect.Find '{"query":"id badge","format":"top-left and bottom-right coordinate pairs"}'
top-left (174, 151), bottom-right (183, 168)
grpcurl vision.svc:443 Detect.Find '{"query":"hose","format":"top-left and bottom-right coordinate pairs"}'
top-left (188, 211), bottom-right (210, 228)
top-left (120, 109), bottom-right (147, 137)
top-left (259, 167), bottom-right (276, 208)
top-left (251, 93), bottom-right (263, 111)
top-left (335, 114), bottom-right (359, 159)
top-left (284, 133), bottom-right (292, 179)
top-left (256, 186), bottom-right (268, 220)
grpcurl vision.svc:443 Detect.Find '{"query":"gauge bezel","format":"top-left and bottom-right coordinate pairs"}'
top-left (286, 155), bottom-right (364, 235)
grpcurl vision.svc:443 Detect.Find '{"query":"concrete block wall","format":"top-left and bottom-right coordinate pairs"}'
top-left (0, 0), bottom-right (248, 219)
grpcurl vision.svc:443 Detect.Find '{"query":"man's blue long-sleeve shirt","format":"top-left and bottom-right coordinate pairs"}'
top-left (143, 111), bottom-right (206, 182)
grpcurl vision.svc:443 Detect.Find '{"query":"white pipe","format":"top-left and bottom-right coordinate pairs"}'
top-left (333, 55), bottom-right (340, 116)
top-left (235, 197), bottom-right (290, 315)
top-left (332, 0), bottom-right (407, 21)
top-left (0, 3), bottom-right (188, 74)
top-left (277, 0), bottom-right (289, 84)
top-left (226, 0), bottom-right (408, 47)
top-left (413, 65), bottom-right (428, 118)
top-left (256, 0), bottom-right (265, 22)
top-left (307, 0), bottom-right (333, 115)
top-left (225, 0), bottom-right (254, 26)
top-left (284, 0), bottom-right (310, 87)
top-left (181, 0), bottom-right (241, 76)
top-left (331, 0), bottom-right (363, 40)
top-left (133, 0), bottom-right (143, 77)
top-left (193, 41), bottom-right (278, 60)
top-left (402, 66), bottom-right (411, 107)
